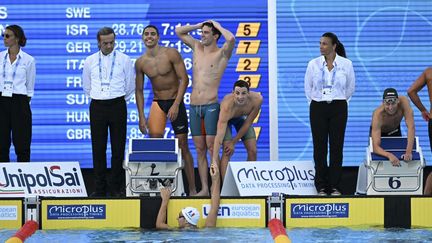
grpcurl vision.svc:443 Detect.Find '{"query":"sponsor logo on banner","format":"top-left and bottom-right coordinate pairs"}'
top-left (291, 203), bottom-right (349, 218)
top-left (202, 204), bottom-right (261, 219)
top-left (227, 161), bottom-right (316, 196)
top-left (0, 206), bottom-right (17, 220)
top-left (42, 200), bottom-right (140, 229)
top-left (47, 204), bottom-right (106, 219)
top-left (0, 162), bottom-right (87, 197)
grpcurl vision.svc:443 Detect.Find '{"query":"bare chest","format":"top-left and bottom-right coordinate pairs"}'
top-left (142, 56), bottom-right (172, 78)
top-left (381, 112), bottom-right (403, 132)
top-left (194, 51), bottom-right (224, 73)
top-left (232, 106), bottom-right (254, 118)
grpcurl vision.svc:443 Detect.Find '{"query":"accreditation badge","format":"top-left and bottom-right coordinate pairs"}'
top-left (322, 85), bottom-right (332, 102)
top-left (2, 80), bottom-right (13, 97)
top-left (100, 79), bottom-right (110, 97)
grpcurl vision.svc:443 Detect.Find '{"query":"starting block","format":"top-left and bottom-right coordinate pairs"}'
top-left (356, 136), bottom-right (425, 195)
top-left (123, 138), bottom-right (185, 197)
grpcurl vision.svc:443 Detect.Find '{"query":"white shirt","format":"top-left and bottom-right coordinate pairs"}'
top-left (304, 54), bottom-right (355, 103)
top-left (0, 49), bottom-right (36, 97)
top-left (82, 50), bottom-right (135, 100)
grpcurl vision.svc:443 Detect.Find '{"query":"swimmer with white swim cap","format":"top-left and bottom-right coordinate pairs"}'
top-left (156, 163), bottom-right (221, 229)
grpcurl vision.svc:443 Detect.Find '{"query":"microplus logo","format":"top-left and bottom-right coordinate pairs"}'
top-left (47, 204), bottom-right (106, 219)
top-left (291, 203), bottom-right (349, 218)
top-left (236, 166), bottom-right (314, 189)
top-left (0, 166), bottom-right (82, 194)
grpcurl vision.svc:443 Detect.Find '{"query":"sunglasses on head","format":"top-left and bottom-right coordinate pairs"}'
top-left (2, 33), bottom-right (11, 39)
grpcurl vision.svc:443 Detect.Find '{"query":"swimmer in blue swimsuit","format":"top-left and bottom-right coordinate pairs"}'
top-left (176, 20), bottom-right (235, 195)
top-left (212, 80), bottom-right (263, 181)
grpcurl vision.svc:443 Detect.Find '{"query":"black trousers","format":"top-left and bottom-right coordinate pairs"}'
top-left (90, 96), bottom-right (126, 194)
top-left (309, 100), bottom-right (347, 191)
top-left (0, 94), bottom-right (32, 162)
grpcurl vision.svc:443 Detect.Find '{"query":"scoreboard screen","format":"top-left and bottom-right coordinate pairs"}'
top-left (1, 0), bottom-right (269, 167)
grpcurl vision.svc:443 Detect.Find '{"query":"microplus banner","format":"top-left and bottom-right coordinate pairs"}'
top-left (0, 162), bottom-right (87, 197)
top-left (221, 161), bottom-right (317, 196)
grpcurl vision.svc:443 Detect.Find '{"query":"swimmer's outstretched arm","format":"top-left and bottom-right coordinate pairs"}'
top-left (156, 187), bottom-right (172, 229)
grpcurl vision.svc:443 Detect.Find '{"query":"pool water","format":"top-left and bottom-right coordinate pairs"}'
top-left (289, 228), bottom-right (432, 243)
top-left (1, 228), bottom-right (272, 243)
top-left (1, 227), bottom-right (432, 242)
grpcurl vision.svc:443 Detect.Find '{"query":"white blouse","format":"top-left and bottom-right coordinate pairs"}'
top-left (0, 49), bottom-right (36, 97)
top-left (304, 54), bottom-right (355, 103)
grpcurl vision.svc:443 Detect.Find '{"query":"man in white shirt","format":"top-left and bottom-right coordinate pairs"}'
top-left (82, 27), bottom-right (135, 197)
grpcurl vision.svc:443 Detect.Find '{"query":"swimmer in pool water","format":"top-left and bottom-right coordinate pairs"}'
top-left (155, 163), bottom-right (220, 229)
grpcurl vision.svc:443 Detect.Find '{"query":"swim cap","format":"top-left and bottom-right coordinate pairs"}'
top-left (181, 207), bottom-right (200, 226)
top-left (383, 88), bottom-right (398, 100)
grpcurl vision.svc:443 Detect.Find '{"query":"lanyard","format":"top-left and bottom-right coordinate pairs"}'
top-left (321, 62), bottom-right (337, 86)
top-left (98, 51), bottom-right (116, 82)
top-left (3, 53), bottom-right (21, 81)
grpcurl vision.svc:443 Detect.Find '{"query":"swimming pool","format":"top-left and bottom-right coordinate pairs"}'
top-left (1, 227), bottom-right (432, 243)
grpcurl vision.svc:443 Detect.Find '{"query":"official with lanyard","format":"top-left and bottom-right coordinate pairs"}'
top-left (82, 27), bottom-right (135, 197)
top-left (304, 32), bottom-right (355, 196)
top-left (0, 25), bottom-right (36, 162)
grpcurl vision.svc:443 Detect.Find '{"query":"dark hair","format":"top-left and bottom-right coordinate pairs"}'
top-left (143, 25), bottom-right (159, 36)
top-left (233, 80), bottom-right (250, 91)
top-left (322, 32), bottom-right (346, 58)
top-left (202, 22), bottom-right (221, 41)
top-left (97, 27), bottom-right (115, 41)
top-left (6, 25), bottom-right (26, 47)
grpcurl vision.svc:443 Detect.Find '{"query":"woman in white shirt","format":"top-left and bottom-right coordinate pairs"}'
top-left (0, 25), bottom-right (36, 162)
top-left (304, 32), bottom-right (355, 196)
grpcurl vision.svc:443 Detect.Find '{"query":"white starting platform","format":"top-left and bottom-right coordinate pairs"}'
top-left (356, 136), bottom-right (425, 195)
top-left (123, 138), bottom-right (185, 196)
